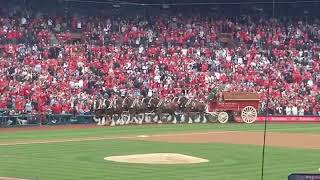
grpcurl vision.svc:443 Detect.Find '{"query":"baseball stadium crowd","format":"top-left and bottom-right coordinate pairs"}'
top-left (0, 1), bottom-right (319, 117)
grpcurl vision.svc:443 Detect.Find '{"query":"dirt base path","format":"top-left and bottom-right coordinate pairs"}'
top-left (132, 131), bottom-right (320, 150)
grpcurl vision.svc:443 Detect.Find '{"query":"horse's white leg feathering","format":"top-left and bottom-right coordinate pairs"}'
top-left (172, 114), bottom-right (177, 124)
top-left (180, 114), bottom-right (185, 123)
top-left (125, 114), bottom-right (130, 125)
top-left (202, 114), bottom-right (207, 123)
top-left (111, 119), bottom-right (115, 126)
top-left (102, 117), bottom-right (106, 126)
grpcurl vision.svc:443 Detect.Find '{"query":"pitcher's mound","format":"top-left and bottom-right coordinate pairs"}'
top-left (104, 153), bottom-right (209, 164)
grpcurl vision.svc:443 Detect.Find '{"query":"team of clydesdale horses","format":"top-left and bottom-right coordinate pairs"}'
top-left (93, 96), bottom-right (210, 126)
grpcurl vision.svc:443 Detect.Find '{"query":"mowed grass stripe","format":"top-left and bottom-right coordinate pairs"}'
top-left (1, 124), bottom-right (320, 142)
top-left (0, 156), bottom-right (302, 180)
top-left (0, 150), bottom-right (312, 174)
top-left (1, 139), bottom-right (319, 180)
top-left (0, 124), bottom-right (249, 141)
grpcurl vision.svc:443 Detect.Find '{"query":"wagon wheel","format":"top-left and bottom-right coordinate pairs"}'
top-left (241, 106), bottom-right (257, 124)
top-left (218, 112), bottom-right (229, 124)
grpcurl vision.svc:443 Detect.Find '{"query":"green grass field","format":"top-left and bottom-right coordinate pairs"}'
top-left (0, 124), bottom-right (320, 180)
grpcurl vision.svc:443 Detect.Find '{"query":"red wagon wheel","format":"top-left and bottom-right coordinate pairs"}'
top-left (241, 106), bottom-right (257, 123)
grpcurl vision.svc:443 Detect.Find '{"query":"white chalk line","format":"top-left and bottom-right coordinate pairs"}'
top-left (0, 136), bottom-right (133, 146)
top-left (0, 131), bottom-right (242, 146)
top-left (0, 177), bottom-right (29, 180)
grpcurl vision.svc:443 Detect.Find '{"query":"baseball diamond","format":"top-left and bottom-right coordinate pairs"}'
top-left (0, 124), bottom-right (320, 180)
top-left (0, 0), bottom-right (320, 180)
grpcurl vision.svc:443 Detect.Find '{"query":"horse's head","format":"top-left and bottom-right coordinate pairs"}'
top-left (177, 96), bottom-right (188, 107)
top-left (147, 97), bottom-right (153, 107)
top-left (122, 97), bottom-right (131, 108)
top-left (107, 99), bottom-right (113, 109)
top-left (156, 99), bottom-right (164, 108)
top-left (115, 98), bottom-right (123, 108)
top-left (141, 97), bottom-right (146, 104)
top-left (147, 97), bottom-right (159, 108)
top-left (185, 98), bottom-right (193, 108)
top-left (130, 98), bottom-right (137, 109)
top-left (171, 96), bottom-right (178, 103)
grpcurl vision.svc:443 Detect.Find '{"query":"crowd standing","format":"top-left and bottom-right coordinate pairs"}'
top-left (0, 2), bottom-right (319, 116)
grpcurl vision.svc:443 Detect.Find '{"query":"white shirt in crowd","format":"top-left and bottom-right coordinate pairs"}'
top-left (120, 89), bottom-right (126, 97)
top-left (58, 51), bottom-right (63, 59)
top-left (78, 79), bottom-right (84, 88)
top-left (77, 61), bottom-right (84, 68)
top-left (298, 108), bottom-right (304, 116)
top-left (25, 102), bottom-right (32, 112)
top-left (166, 76), bottom-right (173, 85)
top-left (21, 17), bottom-right (27, 25)
top-left (238, 57), bottom-right (243, 64)
top-left (48, 19), bottom-right (53, 26)
top-left (285, 106), bottom-right (292, 115)
top-left (35, 64), bottom-right (41, 73)
top-left (142, 65), bottom-right (148, 74)
top-left (154, 75), bottom-right (161, 83)
top-left (147, 89), bottom-right (153, 97)
top-left (199, 30), bottom-right (204, 38)
top-left (181, 49), bottom-right (187, 56)
top-left (139, 46), bottom-right (144, 54)
top-left (276, 106), bottom-right (283, 114)
top-left (77, 22), bottom-right (82, 29)
top-left (205, 75), bottom-right (214, 84)
top-left (291, 106), bottom-right (298, 116)
top-left (214, 72), bottom-right (221, 80)
top-left (135, 37), bottom-right (140, 45)
top-left (196, 49), bottom-right (201, 56)
top-left (70, 81), bottom-right (75, 88)
top-left (161, 48), bottom-right (166, 55)
top-left (221, 49), bottom-right (227, 58)
top-left (121, 26), bottom-right (126, 33)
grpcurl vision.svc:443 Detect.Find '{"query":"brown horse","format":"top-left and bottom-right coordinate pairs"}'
top-left (93, 99), bottom-right (105, 125)
top-left (142, 97), bottom-right (162, 123)
top-left (144, 97), bottom-right (158, 112)
top-left (132, 97), bottom-right (149, 124)
top-left (110, 97), bottom-right (127, 125)
top-left (121, 96), bottom-right (143, 124)
top-left (93, 99), bottom-right (105, 116)
top-left (93, 97), bottom-right (122, 126)
top-left (178, 97), bottom-right (208, 123)
top-left (93, 98), bottom-right (113, 125)
top-left (154, 96), bottom-right (179, 123)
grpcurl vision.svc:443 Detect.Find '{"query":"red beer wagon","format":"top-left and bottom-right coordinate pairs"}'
top-left (208, 92), bottom-right (260, 123)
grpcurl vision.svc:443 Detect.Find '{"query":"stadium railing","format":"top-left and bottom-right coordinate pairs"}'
top-left (0, 113), bottom-right (95, 127)
top-left (0, 113), bottom-right (319, 128)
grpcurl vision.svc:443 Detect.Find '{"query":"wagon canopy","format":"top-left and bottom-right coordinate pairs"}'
top-left (222, 92), bottom-right (259, 101)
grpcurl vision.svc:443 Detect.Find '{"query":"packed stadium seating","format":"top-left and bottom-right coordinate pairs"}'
top-left (0, 1), bottom-right (319, 116)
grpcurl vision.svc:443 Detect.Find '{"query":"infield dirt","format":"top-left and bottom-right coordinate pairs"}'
top-left (133, 131), bottom-right (320, 149)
